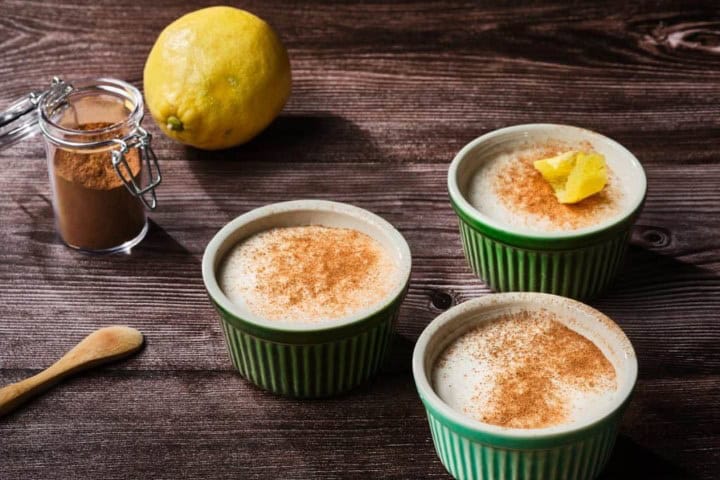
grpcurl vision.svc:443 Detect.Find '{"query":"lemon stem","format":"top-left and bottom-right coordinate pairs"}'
top-left (167, 116), bottom-right (184, 132)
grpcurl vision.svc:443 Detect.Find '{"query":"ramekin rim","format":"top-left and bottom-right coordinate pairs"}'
top-left (447, 123), bottom-right (647, 242)
top-left (412, 292), bottom-right (638, 441)
top-left (201, 199), bottom-right (412, 333)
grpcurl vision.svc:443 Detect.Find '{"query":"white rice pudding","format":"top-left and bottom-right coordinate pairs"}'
top-left (467, 142), bottom-right (632, 233)
top-left (432, 308), bottom-right (619, 429)
top-left (218, 225), bottom-right (401, 324)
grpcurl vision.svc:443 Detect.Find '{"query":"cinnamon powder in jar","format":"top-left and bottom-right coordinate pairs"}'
top-left (51, 122), bottom-right (145, 250)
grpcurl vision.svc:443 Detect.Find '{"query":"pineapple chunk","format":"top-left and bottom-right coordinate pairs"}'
top-left (533, 150), bottom-right (608, 204)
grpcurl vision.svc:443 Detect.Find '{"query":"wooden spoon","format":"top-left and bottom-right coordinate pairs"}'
top-left (0, 326), bottom-right (144, 417)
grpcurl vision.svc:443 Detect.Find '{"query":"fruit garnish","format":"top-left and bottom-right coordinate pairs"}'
top-left (533, 150), bottom-right (608, 204)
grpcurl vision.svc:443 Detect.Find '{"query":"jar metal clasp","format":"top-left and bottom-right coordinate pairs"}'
top-left (111, 126), bottom-right (162, 210)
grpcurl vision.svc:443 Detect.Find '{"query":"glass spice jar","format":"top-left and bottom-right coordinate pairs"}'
top-left (0, 77), bottom-right (161, 253)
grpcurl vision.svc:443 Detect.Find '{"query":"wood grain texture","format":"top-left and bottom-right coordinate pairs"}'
top-left (1, 0), bottom-right (719, 479)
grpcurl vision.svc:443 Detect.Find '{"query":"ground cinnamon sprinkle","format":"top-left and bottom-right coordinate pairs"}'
top-left (493, 141), bottom-right (620, 230)
top-left (220, 226), bottom-right (398, 322)
top-left (437, 309), bottom-right (617, 429)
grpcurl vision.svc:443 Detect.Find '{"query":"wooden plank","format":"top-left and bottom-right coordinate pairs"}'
top-left (0, 370), bottom-right (717, 479)
top-left (0, 0), bottom-right (719, 478)
top-left (1, 2), bottom-right (720, 164)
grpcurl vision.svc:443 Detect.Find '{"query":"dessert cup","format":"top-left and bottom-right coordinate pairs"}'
top-left (412, 292), bottom-right (637, 480)
top-left (448, 124), bottom-right (647, 299)
top-left (202, 200), bottom-right (412, 398)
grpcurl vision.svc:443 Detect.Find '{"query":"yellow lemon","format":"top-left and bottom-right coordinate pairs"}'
top-left (143, 6), bottom-right (291, 150)
top-left (534, 151), bottom-right (608, 204)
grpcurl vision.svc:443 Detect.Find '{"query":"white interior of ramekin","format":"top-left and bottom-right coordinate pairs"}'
top-left (448, 124), bottom-right (647, 238)
top-left (202, 199), bottom-right (412, 331)
top-left (412, 292), bottom-right (638, 438)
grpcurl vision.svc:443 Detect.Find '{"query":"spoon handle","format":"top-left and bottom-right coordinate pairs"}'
top-left (0, 326), bottom-right (144, 417)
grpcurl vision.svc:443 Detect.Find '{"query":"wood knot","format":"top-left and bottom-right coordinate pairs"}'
top-left (632, 225), bottom-right (672, 249)
top-left (430, 290), bottom-right (453, 310)
top-left (644, 22), bottom-right (720, 55)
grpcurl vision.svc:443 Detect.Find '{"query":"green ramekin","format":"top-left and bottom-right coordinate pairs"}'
top-left (448, 124), bottom-right (647, 299)
top-left (202, 200), bottom-right (412, 398)
top-left (412, 292), bottom-right (638, 480)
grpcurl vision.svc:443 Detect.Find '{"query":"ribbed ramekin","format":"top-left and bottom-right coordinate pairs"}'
top-left (448, 124), bottom-right (647, 299)
top-left (202, 200), bottom-right (412, 398)
top-left (412, 293), bottom-right (637, 480)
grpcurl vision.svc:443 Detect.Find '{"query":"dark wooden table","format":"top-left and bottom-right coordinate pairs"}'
top-left (1, 1), bottom-right (719, 478)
